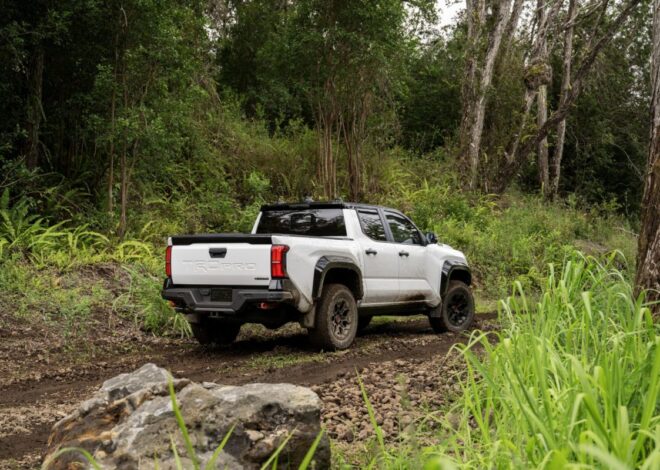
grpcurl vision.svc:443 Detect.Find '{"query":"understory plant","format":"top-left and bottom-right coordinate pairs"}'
top-left (435, 252), bottom-right (659, 468)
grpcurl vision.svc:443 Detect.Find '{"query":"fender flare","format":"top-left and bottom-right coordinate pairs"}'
top-left (441, 259), bottom-right (472, 297)
top-left (312, 256), bottom-right (364, 300)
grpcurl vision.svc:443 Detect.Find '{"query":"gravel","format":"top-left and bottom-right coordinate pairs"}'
top-left (312, 351), bottom-right (468, 443)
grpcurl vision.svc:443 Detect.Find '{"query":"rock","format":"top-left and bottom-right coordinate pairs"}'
top-left (44, 363), bottom-right (330, 469)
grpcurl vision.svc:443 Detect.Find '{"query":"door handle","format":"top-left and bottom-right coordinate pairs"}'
top-left (399, 250), bottom-right (409, 257)
top-left (365, 248), bottom-right (378, 255)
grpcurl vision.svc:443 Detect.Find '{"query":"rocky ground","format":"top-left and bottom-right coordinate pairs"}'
top-left (0, 314), bottom-right (497, 469)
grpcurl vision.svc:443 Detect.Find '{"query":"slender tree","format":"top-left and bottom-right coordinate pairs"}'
top-left (549, 0), bottom-right (577, 198)
top-left (635, 0), bottom-right (660, 313)
top-left (459, 0), bottom-right (524, 189)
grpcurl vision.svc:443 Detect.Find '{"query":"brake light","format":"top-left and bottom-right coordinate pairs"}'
top-left (165, 246), bottom-right (172, 278)
top-left (271, 245), bottom-right (289, 279)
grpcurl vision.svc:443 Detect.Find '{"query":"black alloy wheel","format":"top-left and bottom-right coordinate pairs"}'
top-left (429, 280), bottom-right (475, 333)
top-left (309, 283), bottom-right (358, 350)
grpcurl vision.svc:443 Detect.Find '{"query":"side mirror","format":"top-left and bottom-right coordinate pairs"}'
top-left (426, 232), bottom-right (438, 245)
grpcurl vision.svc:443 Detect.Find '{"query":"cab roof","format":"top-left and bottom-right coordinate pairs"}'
top-left (260, 201), bottom-right (385, 212)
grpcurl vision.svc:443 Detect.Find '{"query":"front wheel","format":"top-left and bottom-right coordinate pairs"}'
top-left (429, 280), bottom-right (475, 333)
top-left (309, 284), bottom-right (358, 350)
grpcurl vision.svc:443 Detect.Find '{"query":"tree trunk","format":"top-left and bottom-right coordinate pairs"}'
top-left (117, 51), bottom-right (129, 239)
top-left (459, 0), bottom-right (515, 190)
top-left (635, 0), bottom-right (660, 313)
top-left (535, 0), bottom-right (551, 196)
top-left (458, 0), bottom-right (486, 189)
top-left (118, 141), bottom-right (128, 238)
top-left (342, 88), bottom-right (370, 201)
top-left (537, 84), bottom-right (550, 194)
top-left (315, 75), bottom-right (339, 200)
top-left (501, 0), bottom-right (558, 193)
top-left (24, 44), bottom-right (44, 170)
top-left (107, 33), bottom-right (121, 214)
top-left (318, 111), bottom-right (335, 199)
top-left (549, 0), bottom-right (577, 198)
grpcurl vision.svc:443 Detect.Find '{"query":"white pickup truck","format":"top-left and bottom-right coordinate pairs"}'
top-left (162, 202), bottom-right (474, 350)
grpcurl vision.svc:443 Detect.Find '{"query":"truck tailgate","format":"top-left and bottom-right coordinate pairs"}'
top-left (170, 242), bottom-right (271, 286)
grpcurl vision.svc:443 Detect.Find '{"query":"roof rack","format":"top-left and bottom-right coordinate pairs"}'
top-left (259, 200), bottom-right (382, 212)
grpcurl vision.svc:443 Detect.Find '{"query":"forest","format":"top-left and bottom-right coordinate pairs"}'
top-left (0, 0), bottom-right (659, 468)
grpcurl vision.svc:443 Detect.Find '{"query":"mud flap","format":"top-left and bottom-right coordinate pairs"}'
top-left (428, 301), bottom-right (443, 318)
top-left (301, 306), bottom-right (316, 328)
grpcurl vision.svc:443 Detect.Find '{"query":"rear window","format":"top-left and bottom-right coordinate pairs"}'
top-left (358, 210), bottom-right (387, 241)
top-left (256, 208), bottom-right (347, 236)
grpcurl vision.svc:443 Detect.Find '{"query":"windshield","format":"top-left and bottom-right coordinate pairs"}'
top-left (256, 208), bottom-right (347, 236)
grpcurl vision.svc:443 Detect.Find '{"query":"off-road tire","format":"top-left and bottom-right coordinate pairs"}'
top-left (429, 280), bottom-right (475, 333)
top-left (191, 320), bottom-right (240, 346)
top-left (309, 283), bottom-right (358, 350)
top-left (357, 315), bottom-right (372, 333)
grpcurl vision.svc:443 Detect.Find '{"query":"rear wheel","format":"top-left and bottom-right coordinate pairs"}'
top-left (191, 320), bottom-right (240, 346)
top-left (429, 280), bottom-right (475, 333)
top-left (309, 284), bottom-right (358, 350)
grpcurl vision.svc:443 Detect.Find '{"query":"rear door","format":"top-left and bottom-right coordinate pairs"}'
top-left (170, 243), bottom-right (272, 286)
top-left (383, 211), bottom-right (433, 302)
top-left (356, 209), bottom-right (400, 304)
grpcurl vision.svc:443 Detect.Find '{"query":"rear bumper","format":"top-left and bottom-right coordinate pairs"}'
top-left (161, 278), bottom-right (294, 315)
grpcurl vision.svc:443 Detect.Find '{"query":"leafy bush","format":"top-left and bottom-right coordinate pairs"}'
top-left (113, 265), bottom-right (190, 337)
top-left (377, 161), bottom-right (636, 299)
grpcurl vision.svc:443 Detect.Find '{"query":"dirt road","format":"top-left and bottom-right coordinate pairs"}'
top-left (0, 314), bottom-right (497, 468)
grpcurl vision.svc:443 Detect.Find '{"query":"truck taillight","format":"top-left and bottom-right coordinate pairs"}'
top-left (271, 245), bottom-right (289, 279)
top-left (166, 246), bottom-right (172, 278)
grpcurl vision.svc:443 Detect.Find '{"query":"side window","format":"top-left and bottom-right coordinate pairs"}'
top-left (358, 210), bottom-right (387, 241)
top-left (385, 213), bottom-right (423, 245)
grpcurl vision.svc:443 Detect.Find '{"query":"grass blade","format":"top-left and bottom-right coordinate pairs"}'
top-left (204, 424), bottom-right (235, 470)
top-left (298, 429), bottom-right (325, 470)
top-left (168, 376), bottom-right (199, 470)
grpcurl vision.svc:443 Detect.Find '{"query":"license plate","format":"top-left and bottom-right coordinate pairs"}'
top-left (210, 288), bottom-right (232, 302)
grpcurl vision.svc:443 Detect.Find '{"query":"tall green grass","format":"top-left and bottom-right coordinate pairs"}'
top-left (363, 253), bottom-right (658, 469)
top-left (449, 252), bottom-right (659, 468)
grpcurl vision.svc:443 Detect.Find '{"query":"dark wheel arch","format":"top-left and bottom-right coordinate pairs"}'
top-left (312, 256), bottom-right (364, 301)
top-left (441, 259), bottom-right (472, 296)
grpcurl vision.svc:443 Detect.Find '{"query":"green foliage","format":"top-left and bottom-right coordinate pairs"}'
top-left (0, 262), bottom-right (112, 339)
top-left (380, 159), bottom-right (637, 299)
top-left (342, 253), bottom-right (659, 468)
top-left (440, 253), bottom-right (660, 468)
top-left (398, 33), bottom-right (464, 153)
top-left (113, 265), bottom-right (190, 337)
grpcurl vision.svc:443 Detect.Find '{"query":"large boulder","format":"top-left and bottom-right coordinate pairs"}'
top-left (43, 364), bottom-right (330, 469)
